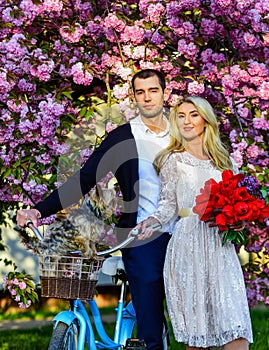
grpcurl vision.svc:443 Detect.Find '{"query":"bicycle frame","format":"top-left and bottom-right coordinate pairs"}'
top-left (51, 276), bottom-right (136, 350)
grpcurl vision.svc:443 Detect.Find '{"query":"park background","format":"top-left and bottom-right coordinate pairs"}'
top-left (0, 0), bottom-right (268, 344)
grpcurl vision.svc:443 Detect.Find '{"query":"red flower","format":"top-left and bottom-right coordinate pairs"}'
top-left (215, 213), bottom-right (229, 231)
top-left (219, 170), bottom-right (244, 197)
top-left (193, 178), bottom-right (220, 221)
top-left (193, 170), bottom-right (269, 245)
top-left (233, 187), bottom-right (253, 202)
top-left (221, 205), bottom-right (235, 220)
top-left (212, 193), bottom-right (228, 208)
top-left (233, 201), bottom-right (253, 221)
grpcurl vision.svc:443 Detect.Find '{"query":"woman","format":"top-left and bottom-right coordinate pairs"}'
top-left (134, 96), bottom-right (253, 349)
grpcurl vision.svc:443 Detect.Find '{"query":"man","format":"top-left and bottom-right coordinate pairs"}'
top-left (17, 69), bottom-right (173, 350)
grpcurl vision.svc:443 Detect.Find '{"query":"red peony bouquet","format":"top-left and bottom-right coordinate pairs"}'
top-left (193, 170), bottom-right (269, 245)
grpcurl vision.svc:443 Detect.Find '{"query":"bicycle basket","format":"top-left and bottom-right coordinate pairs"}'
top-left (39, 255), bottom-right (104, 300)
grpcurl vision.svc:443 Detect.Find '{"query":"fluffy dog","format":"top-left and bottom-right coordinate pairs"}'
top-left (17, 183), bottom-right (120, 258)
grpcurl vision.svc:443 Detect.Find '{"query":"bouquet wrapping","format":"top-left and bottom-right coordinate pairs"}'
top-left (193, 170), bottom-right (269, 245)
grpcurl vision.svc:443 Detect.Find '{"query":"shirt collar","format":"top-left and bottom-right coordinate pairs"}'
top-left (136, 114), bottom-right (170, 137)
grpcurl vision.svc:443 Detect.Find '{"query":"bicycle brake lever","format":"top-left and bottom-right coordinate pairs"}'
top-left (26, 220), bottom-right (43, 241)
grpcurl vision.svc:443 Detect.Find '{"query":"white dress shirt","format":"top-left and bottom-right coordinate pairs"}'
top-left (130, 115), bottom-right (171, 231)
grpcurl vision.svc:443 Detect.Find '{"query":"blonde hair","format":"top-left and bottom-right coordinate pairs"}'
top-left (154, 96), bottom-right (233, 173)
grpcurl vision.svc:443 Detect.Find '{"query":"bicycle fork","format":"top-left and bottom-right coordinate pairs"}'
top-left (88, 279), bottom-right (136, 349)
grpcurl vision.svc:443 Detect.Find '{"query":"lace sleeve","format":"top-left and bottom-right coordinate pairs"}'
top-left (152, 154), bottom-right (179, 227)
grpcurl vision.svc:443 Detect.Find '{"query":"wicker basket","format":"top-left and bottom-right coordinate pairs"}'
top-left (39, 255), bottom-right (104, 300)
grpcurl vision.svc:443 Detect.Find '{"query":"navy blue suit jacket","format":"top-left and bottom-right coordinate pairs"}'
top-left (35, 123), bottom-right (139, 239)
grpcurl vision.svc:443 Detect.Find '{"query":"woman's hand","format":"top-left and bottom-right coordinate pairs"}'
top-left (129, 217), bottom-right (161, 240)
top-left (16, 209), bottom-right (41, 227)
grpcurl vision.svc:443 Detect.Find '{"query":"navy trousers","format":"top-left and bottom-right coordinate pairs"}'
top-left (121, 232), bottom-right (171, 350)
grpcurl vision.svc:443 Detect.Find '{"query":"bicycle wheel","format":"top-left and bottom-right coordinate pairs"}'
top-left (48, 320), bottom-right (80, 350)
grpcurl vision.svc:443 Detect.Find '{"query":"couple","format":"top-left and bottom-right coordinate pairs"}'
top-left (17, 69), bottom-right (253, 349)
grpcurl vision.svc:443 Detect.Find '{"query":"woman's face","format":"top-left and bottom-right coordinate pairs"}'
top-left (176, 102), bottom-right (206, 142)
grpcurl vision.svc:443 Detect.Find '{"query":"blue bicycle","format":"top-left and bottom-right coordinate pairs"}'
top-left (28, 224), bottom-right (170, 350)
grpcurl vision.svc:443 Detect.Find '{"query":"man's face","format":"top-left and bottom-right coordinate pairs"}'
top-left (133, 75), bottom-right (165, 119)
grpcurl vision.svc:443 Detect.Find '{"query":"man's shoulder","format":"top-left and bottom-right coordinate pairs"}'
top-left (106, 122), bottom-right (133, 140)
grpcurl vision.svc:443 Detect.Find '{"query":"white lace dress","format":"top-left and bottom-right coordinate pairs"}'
top-left (153, 152), bottom-right (253, 348)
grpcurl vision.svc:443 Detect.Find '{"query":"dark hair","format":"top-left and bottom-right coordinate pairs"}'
top-left (131, 69), bottom-right (166, 93)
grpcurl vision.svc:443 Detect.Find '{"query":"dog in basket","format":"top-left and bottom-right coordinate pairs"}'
top-left (17, 183), bottom-right (120, 258)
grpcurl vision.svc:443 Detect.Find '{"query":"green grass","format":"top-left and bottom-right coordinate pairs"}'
top-left (0, 307), bottom-right (268, 349)
top-left (0, 325), bottom-right (53, 350)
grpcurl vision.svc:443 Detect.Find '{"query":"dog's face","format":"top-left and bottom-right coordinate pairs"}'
top-left (88, 183), bottom-right (119, 219)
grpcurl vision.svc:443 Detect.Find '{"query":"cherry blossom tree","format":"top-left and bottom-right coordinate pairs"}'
top-left (0, 0), bottom-right (268, 307)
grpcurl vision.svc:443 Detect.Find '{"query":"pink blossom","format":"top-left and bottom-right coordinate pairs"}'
top-left (19, 281), bottom-right (27, 290)
top-left (30, 61), bottom-right (55, 82)
top-left (187, 81), bottom-right (205, 95)
top-left (71, 62), bottom-right (93, 85)
top-left (101, 53), bottom-right (121, 68)
top-left (39, 0), bottom-right (63, 12)
top-left (146, 3), bottom-right (166, 25)
top-left (246, 144), bottom-right (263, 159)
top-left (18, 300), bottom-right (32, 308)
top-left (120, 26), bottom-right (145, 45)
top-left (230, 150), bottom-right (243, 168)
top-left (114, 67), bottom-right (132, 81)
top-left (139, 61), bottom-right (161, 70)
top-left (0, 70), bottom-right (15, 94)
top-left (253, 115), bottom-right (269, 130)
top-left (215, 0), bottom-right (232, 9)
top-left (60, 23), bottom-right (84, 43)
top-left (259, 81), bottom-right (269, 100)
top-left (139, 0), bottom-right (153, 14)
top-left (177, 39), bottom-right (198, 60)
top-left (113, 83), bottom-right (130, 100)
top-left (244, 33), bottom-right (258, 46)
top-left (104, 13), bottom-right (125, 32)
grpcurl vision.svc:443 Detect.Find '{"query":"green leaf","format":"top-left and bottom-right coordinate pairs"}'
top-left (2, 168), bottom-right (12, 179)
top-left (62, 91), bottom-right (74, 100)
top-left (79, 106), bottom-right (87, 117)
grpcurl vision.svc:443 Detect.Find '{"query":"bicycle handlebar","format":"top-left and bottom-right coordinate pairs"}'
top-left (26, 220), bottom-right (44, 241)
top-left (25, 221), bottom-right (162, 256)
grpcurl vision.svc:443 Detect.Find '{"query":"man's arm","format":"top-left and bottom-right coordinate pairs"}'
top-left (17, 124), bottom-right (132, 226)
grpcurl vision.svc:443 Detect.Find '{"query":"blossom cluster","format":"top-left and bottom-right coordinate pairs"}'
top-left (2, 268), bottom-right (39, 308)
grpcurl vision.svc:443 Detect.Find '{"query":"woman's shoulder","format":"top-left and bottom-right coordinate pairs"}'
top-left (161, 151), bottom-right (184, 167)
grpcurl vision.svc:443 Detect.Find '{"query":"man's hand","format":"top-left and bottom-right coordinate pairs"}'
top-left (16, 209), bottom-right (41, 228)
top-left (129, 217), bottom-right (161, 240)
